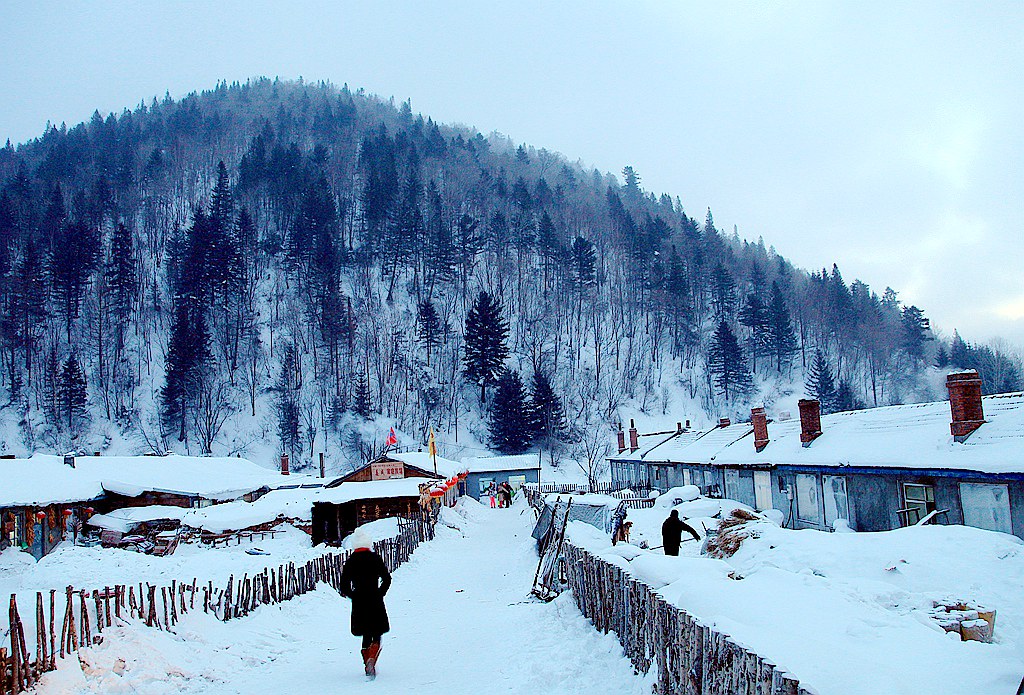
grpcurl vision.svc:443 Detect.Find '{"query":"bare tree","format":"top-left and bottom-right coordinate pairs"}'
top-left (571, 419), bottom-right (613, 492)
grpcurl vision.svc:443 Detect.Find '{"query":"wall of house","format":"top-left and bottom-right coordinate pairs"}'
top-left (102, 491), bottom-right (198, 510)
top-left (466, 469), bottom-right (539, 499)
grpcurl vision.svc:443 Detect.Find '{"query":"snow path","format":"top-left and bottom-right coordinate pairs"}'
top-left (41, 503), bottom-right (653, 694)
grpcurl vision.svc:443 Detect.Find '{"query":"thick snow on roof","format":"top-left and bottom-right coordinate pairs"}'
top-left (614, 429), bottom-right (706, 462)
top-left (182, 487), bottom-right (319, 533)
top-left (0, 456), bottom-right (105, 507)
top-left (87, 505), bottom-right (188, 534)
top-left (715, 392), bottom-right (1024, 473)
top-left (648, 424), bottom-right (754, 463)
top-left (464, 454), bottom-right (540, 473)
top-left (387, 451), bottom-right (466, 477)
top-left (317, 478), bottom-right (426, 504)
top-left (0, 454), bottom-right (312, 508)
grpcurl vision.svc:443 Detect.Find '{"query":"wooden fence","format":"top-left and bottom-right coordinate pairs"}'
top-left (0, 515), bottom-right (433, 694)
top-left (526, 482), bottom-right (654, 497)
top-left (562, 542), bottom-right (816, 695)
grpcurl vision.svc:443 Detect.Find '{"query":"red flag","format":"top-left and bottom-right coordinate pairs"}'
top-left (384, 427), bottom-right (397, 448)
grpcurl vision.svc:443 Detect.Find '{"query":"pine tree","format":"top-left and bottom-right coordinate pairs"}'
top-left (353, 373), bottom-right (372, 418)
top-left (462, 291), bottom-right (509, 402)
top-left (161, 301), bottom-right (212, 442)
top-left (805, 349), bottom-right (837, 413)
top-left (767, 281), bottom-right (798, 373)
top-left (529, 370), bottom-right (566, 445)
top-left (488, 369), bottom-right (533, 454)
top-left (834, 379), bottom-right (861, 413)
top-left (277, 341), bottom-right (302, 458)
top-left (58, 353), bottom-right (88, 430)
top-left (708, 321), bottom-right (752, 401)
top-left (934, 344), bottom-right (950, 369)
top-left (570, 236), bottom-right (596, 291)
top-left (106, 221), bottom-right (137, 356)
top-left (416, 300), bottom-right (445, 367)
top-left (900, 305), bottom-right (930, 362)
top-left (738, 291), bottom-right (770, 374)
top-left (710, 263), bottom-right (737, 321)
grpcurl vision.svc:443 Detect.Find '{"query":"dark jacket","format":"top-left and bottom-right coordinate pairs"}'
top-left (339, 549), bottom-right (392, 636)
top-left (662, 511), bottom-right (701, 556)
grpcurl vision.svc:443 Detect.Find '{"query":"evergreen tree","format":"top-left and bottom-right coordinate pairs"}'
top-left (738, 291), bottom-right (770, 374)
top-left (48, 219), bottom-right (100, 342)
top-left (900, 305), bottom-right (930, 362)
top-left (805, 349), bottom-right (837, 413)
top-left (488, 369), bottom-right (533, 454)
top-left (934, 344), bottom-right (950, 369)
top-left (58, 353), bottom-right (88, 430)
top-left (767, 281), bottom-right (798, 373)
top-left (277, 341), bottom-right (302, 458)
top-left (529, 370), bottom-right (566, 445)
top-left (834, 379), bottom-right (861, 413)
top-left (416, 300), bottom-right (445, 367)
top-left (708, 320), bottom-right (752, 401)
top-left (570, 236), bottom-right (596, 291)
top-left (462, 291), bottom-right (509, 402)
top-left (536, 211), bottom-right (561, 292)
top-left (353, 374), bottom-right (372, 418)
top-left (161, 301), bottom-right (212, 442)
top-left (105, 221), bottom-right (137, 355)
top-left (710, 263), bottom-right (737, 321)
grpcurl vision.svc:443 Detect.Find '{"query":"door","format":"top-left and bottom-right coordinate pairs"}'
top-left (754, 471), bottom-right (773, 511)
top-left (960, 483), bottom-right (1012, 534)
top-left (822, 476), bottom-right (849, 528)
top-left (683, 469), bottom-right (691, 487)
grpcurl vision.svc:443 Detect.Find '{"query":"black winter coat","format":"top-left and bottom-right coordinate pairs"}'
top-left (339, 549), bottom-right (392, 636)
top-left (662, 515), bottom-right (701, 556)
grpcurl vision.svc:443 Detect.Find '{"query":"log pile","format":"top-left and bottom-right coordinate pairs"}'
top-left (563, 540), bottom-right (817, 695)
top-left (704, 509), bottom-right (763, 559)
top-left (929, 599), bottom-right (996, 643)
top-left (0, 514), bottom-right (434, 694)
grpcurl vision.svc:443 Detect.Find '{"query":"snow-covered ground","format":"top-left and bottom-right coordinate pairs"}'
top-left (28, 499), bottom-right (652, 694)
top-left (571, 506), bottom-right (1024, 694)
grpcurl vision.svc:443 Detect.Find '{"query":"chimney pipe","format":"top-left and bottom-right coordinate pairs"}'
top-left (280, 453), bottom-right (290, 476)
top-left (719, 417), bottom-right (731, 428)
top-left (616, 423), bottom-right (626, 453)
top-left (64, 454), bottom-right (75, 468)
top-left (947, 370), bottom-right (985, 442)
top-left (676, 422), bottom-right (683, 433)
top-left (751, 407), bottom-right (769, 452)
top-left (685, 419), bottom-right (691, 429)
top-left (798, 399), bottom-right (822, 446)
top-left (628, 419), bottom-right (639, 452)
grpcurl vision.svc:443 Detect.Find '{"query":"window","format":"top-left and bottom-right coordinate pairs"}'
top-left (682, 469), bottom-right (691, 487)
top-left (960, 483), bottom-right (1012, 534)
top-left (478, 478), bottom-right (495, 495)
top-left (822, 476), bottom-right (849, 528)
top-left (901, 483), bottom-right (935, 525)
top-left (796, 474), bottom-right (820, 524)
top-left (754, 471), bottom-right (773, 511)
top-left (508, 475), bottom-right (527, 490)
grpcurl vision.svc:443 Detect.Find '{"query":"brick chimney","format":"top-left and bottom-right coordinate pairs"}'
top-left (947, 370), bottom-right (985, 442)
top-left (751, 407), bottom-right (769, 452)
top-left (280, 453), bottom-right (290, 476)
top-left (676, 422), bottom-right (683, 433)
top-left (616, 423), bottom-right (626, 453)
top-left (798, 399), bottom-right (822, 447)
top-left (628, 419), bottom-right (639, 452)
top-left (719, 417), bottom-right (731, 428)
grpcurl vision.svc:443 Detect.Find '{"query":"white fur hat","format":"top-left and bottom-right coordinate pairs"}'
top-left (347, 529), bottom-right (372, 550)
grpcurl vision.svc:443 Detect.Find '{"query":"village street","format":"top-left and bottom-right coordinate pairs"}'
top-left (39, 501), bottom-right (652, 694)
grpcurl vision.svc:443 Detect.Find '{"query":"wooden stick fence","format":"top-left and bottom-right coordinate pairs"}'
top-left (562, 541), bottom-right (818, 695)
top-left (0, 515), bottom-right (433, 694)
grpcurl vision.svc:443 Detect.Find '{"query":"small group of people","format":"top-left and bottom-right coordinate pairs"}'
top-left (610, 502), bottom-right (701, 556)
top-left (486, 481), bottom-right (514, 508)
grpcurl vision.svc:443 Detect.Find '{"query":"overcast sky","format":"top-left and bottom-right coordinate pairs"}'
top-left (2, 1), bottom-right (1022, 346)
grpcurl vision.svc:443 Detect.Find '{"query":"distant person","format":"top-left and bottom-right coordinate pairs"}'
top-left (610, 501), bottom-right (628, 545)
top-left (662, 509), bottom-right (701, 556)
top-left (339, 529), bottom-right (392, 680)
top-left (486, 482), bottom-right (497, 508)
top-left (500, 481), bottom-right (514, 507)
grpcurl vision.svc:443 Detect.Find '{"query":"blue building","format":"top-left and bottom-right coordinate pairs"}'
top-left (462, 455), bottom-right (541, 500)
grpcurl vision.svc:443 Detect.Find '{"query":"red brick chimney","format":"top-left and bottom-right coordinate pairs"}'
top-left (798, 399), bottom-right (822, 447)
top-left (751, 407), bottom-right (769, 452)
top-left (616, 423), bottom-right (626, 453)
top-left (719, 417), bottom-right (731, 428)
top-left (628, 419), bottom-right (639, 452)
top-left (280, 453), bottom-right (290, 476)
top-left (947, 370), bottom-right (985, 442)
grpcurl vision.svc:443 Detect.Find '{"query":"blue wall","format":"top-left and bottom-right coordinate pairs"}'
top-left (466, 469), bottom-right (540, 500)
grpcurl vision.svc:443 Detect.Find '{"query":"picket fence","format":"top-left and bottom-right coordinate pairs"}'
top-left (0, 515), bottom-right (434, 694)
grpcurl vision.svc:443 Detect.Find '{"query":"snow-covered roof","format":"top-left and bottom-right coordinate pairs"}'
top-left (88, 505), bottom-right (188, 534)
top-left (386, 451), bottom-right (467, 477)
top-left (182, 487), bottom-right (319, 533)
top-left (463, 454), bottom-right (540, 473)
top-left (714, 392), bottom-right (1024, 474)
top-left (613, 428), bottom-right (706, 462)
top-left (0, 454), bottom-right (312, 508)
top-left (316, 478), bottom-right (426, 505)
top-left (624, 423), bottom-right (753, 464)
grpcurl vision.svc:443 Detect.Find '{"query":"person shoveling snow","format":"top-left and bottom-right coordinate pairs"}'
top-left (661, 510), bottom-right (701, 556)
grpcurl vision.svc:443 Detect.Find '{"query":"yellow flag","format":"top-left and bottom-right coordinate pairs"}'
top-left (428, 427), bottom-right (437, 457)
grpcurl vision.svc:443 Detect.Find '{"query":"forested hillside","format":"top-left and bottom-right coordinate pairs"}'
top-left (0, 78), bottom-right (1017, 469)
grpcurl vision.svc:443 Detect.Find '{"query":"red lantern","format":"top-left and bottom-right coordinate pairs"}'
top-left (84, 507), bottom-right (94, 516)
top-left (62, 509), bottom-right (73, 517)
top-left (429, 488), bottom-right (444, 498)
top-left (35, 511), bottom-right (47, 521)
top-left (457, 471), bottom-right (468, 480)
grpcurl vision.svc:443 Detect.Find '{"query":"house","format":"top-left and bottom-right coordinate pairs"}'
top-left (609, 418), bottom-right (750, 494)
top-left (621, 370), bottom-right (1024, 539)
top-left (0, 453), bottom-right (313, 559)
top-left (334, 450), bottom-right (466, 485)
top-left (311, 478), bottom-right (432, 546)
top-left (462, 455), bottom-right (541, 499)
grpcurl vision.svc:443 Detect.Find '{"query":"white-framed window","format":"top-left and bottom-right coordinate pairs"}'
top-left (901, 483), bottom-right (935, 526)
top-left (822, 475), bottom-right (849, 528)
top-left (796, 474), bottom-right (820, 524)
top-left (960, 483), bottom-right (1012, 534)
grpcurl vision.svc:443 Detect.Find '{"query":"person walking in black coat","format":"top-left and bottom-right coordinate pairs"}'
top-left (662, 509), bottom-right (701, 556)
top-left (339, 529), bottom-right (392, 679)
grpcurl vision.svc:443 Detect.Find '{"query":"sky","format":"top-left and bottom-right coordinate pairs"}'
top-left (1, 1), bottom-right (1022, 346)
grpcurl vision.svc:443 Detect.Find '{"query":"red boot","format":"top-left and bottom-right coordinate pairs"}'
top-left (364, 642), bottom-right (381, 679)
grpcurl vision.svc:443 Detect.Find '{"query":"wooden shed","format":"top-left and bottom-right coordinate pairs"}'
top-left (311, 478), bottom-right (431, 546)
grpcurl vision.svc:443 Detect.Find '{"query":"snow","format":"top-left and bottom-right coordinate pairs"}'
top-left (386, 450), bottom-right (467, 477)
top-left (0, 454), bottom-right (315, 507)
top-left (181, 487), bottom-right (318, 533)
top-left (88, 506), bottom-right (189, 534)
top-left (462, 454), bottom-right (541, 473)
top-left (31, 499), bottom-right (652, 695)
top-left (715, 391), bottom-right (1024, 474)
top-left (569, 516), bottom-right (1024, 694)
top-left (653, 485), bottom-right (701, 507)
top-left (317, 478), bottom-right (427, 504)
top-left (341, 517), bottom-right (402, 548)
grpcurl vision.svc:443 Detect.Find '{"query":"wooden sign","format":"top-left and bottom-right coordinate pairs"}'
top-left (370, 460), bottom-right (405, 480)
